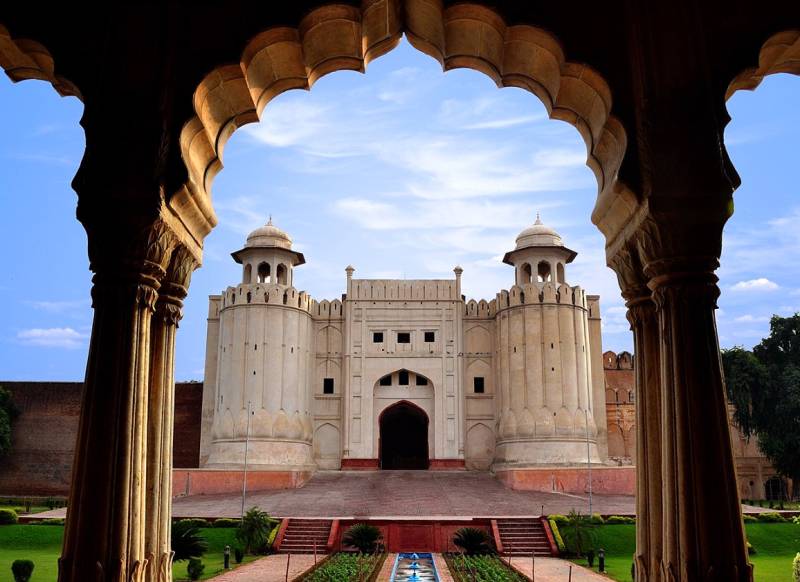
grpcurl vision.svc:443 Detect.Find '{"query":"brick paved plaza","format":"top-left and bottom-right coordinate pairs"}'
top-left (171, 470), bottom-right (636, 519)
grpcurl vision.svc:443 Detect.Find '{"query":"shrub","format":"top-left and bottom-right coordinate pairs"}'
top-left (213, 518), bottom-right (240, 528)
top-left (172, 520), bottom-right (208, 562)
top-left (452, 527), bottom-right (493, 555)
top-left (747, 540), bottom-right (756, 555)
top-left (343, 523), bottom-right (382, 553)
top-left (266, 522), bottom-right (279, 549)
top-left (186, 558), bottom-right (205, 581)
top-left (742, 514), bottom-right (757, 523)
top-left (561, 510), bottom-right (597, 558)
top-left (35, 518), bottom-right (65, 526)
top-left (11, 560), bottom-right (34, 582)
top-left (548, 519), bottom-right (566, 554)
top-left (792, 515), bottom-right (800, 525)
top-left (606, 515), bottom-right (636, 525)
top-left (590, 513), bottom-right (605, 525)
top-left (548, 514), bottom-right (568, 525)
top-left (0, 508), bottom-right (18, 525)
top-left (234, 547), bottom-right (244, 564)
top-left (587, 548), bottom-right (595, 567)
top-left (757, 512), bottom-right (786, 522)
top-left (236, 507), bottom-right (274, 554)
top-left (177, 518), bottom-right (211, 529)
top-left (793, 553), bottom-right (800, 582)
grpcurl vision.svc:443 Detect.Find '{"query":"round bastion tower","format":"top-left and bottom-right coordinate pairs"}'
top-left (205, 219), bottom-right (316, 473)
top-left (493, 215), bottom-right (602, 468)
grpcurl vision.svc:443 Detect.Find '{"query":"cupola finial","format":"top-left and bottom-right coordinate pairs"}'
top-left (535, 212), bottom-right (542, 225)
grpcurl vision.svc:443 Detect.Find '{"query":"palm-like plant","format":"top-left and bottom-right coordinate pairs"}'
top-left (342, 523), bottom-right (382, 553)
top-left (452, 527), bottom-right (493, 555)
top-left (236, 506), bottom-right (274, 554)
top-left (562, 510), bottom-right (597, 558)
top-left (171, 521), bottom-right (209, 562)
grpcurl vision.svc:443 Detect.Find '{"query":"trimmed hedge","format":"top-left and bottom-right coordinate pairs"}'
top-left (742, 514), bottom-right (757, 523)
top-left (548, 514), bottom-right (568, 525)
top-left (548, 519), bottom-right (566, 554)
top-left (176, 518), bottom-right (211, 529)
top-left (212, 518), bottom-right (240, 528)
top-left (0, 508), bottom-right (18, 525)
top-left (590, 513), bottom-right (605, 525)
top-left (605, 515), bottom-right (636, 525)
top-left (757, 512), bottom-right (786, 523)
top-left (32, 518), bottom-right (65, 526)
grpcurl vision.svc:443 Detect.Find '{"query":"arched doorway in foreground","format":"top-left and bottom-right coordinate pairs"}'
top-left (379, 401), bottom-right (429, 470)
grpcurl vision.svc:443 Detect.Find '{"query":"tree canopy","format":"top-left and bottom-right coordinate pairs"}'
top-left (722, 314), bottom-right (800, 494)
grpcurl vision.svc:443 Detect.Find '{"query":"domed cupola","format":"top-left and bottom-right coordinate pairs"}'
top-left (232, 217), bottom-right (305, 286)
top-left (503, 214), bottom-right (576, 286)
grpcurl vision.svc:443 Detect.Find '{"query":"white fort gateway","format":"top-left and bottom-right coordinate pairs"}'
top-left (200, 216), bottom-right (609, 485)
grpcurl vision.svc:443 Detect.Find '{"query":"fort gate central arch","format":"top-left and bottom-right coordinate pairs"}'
top-left (379, 401), bottom-right (430, 470)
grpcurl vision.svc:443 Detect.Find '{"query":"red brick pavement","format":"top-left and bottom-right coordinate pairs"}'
top-left (170, 470), bottom-right (636, 519)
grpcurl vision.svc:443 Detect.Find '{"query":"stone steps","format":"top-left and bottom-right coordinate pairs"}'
top-left (278, 519), bottom-right (332, 554)
top-left (496, 518), bottom-right (554, 556)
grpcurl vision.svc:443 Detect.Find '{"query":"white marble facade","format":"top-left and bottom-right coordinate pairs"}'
top-left (200, 216), bottom-right (608, 472)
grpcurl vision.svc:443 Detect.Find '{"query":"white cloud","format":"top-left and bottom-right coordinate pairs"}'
top-left (17, 327), bottom-right (88, 349)
top-left (463, 114), bottom-right (545, 130)
top-left (733, 314), bottom-right (769, 323)
top-left (730, 278), bottom-right (779, 291)
top-left (25, 299), bottom-right (90, 314)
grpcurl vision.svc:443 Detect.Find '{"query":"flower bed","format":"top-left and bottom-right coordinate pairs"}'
top-left (295, 552), bottom-right (386, 582)
top-left (444, 553), bottom-right (528, 582)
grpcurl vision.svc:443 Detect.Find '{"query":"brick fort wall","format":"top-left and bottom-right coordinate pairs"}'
top-left (0, 381), bottom-right (203, 496)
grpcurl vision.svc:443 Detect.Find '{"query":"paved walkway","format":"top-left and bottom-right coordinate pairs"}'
top-left (171, 471), bottom-right (635, 518)
top-left (508, 556), bottom-right (610, 581)
top-left (207, 554), bottom-right (316, 581)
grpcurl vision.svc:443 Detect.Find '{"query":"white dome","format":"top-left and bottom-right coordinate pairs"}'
top-left (245, 218), bottom-right (292, 250)
top-left (515, 214), bottom-right (564, 250)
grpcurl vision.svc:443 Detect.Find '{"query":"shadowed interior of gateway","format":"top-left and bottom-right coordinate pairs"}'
top-left (380, 401), bottom-right (430, 470)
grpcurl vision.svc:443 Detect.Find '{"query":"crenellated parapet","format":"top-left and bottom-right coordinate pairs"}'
top-left (219, 283), bottom-right (316, 312)
top-left (348, 278), bottom-right (459, 301)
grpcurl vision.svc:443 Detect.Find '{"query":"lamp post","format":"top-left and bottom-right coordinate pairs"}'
top-left (241, 400), bottom-right (252, 520)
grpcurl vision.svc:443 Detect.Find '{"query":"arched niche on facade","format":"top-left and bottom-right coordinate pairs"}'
top-left (378, 400), bottom-right (429, 470)
top-left (537, 261), bottom-right (552, 283)
top-left (276, 263), bottom-right (288, 285)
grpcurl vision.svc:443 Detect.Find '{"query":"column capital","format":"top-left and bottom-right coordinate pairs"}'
top-left (155, 245), bottom-right (198, 326)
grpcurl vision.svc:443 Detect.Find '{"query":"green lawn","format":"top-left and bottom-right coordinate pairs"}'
top-left (569, 523), bottom-right (800, 582)
top-left (0, 525), bottom-right (257, 581)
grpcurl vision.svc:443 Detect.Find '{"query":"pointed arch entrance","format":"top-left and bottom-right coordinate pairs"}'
top-left (379, 400), bottom-right (429, 470)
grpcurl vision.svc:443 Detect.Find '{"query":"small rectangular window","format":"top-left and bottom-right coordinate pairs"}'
top-left (416, 375), bottom-right (428, 386)
top-left (397, 332), bottom-right (411, 344)
top-left (398, 370), bottom-right (409, 385)
top-left (379, 375), bottom-right (392, 386)
top-left (323, 378), bottom-right (334, 394)
top-left (373, 331), bottom-right (384, 343)
top-left (424, 331), bottom-right (435, 343)
top-left (473, 377), bottom-right (485, 394)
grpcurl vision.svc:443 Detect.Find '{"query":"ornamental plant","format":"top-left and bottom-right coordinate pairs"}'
top-left (186, 558), bottom-right (205, 581)
top-left (793, 552), bottom-right (800, 582)
top-left (236, 507), bottom-right (274, 554)
top-left (452, 527), bottom-right (493, 555)
top-left (342, 523), bottom-right (382, 553)
top-left (11, 560), bottom-right (34, 582)
top-left (171, 520), bottom-right (208, 562)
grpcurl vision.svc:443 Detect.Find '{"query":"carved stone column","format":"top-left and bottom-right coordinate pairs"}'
top-left (645, 256), bottom-right (751, 582)
top-left (60, 221), bottom-right (177, 582)
top-left (145, 247), bottom-right (195, 582)
top-left (627, 285), bottom-right (663, 582)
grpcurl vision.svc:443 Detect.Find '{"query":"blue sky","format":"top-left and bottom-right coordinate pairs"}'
top-left (0, 39), bottom-right (798, 381)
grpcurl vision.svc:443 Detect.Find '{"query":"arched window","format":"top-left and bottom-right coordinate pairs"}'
top-left (557, 263), bottom-right (565, 283)
top-left (521, 263), bottom-right (532, 284)
top-left (537, 261), bottom-right (551, 283)
top-left (257, 262), bottom-right (270, 283)
top-left (277, 263), bottom-right (288, 285)
top-left (244, 263), bottom-right (252, 284)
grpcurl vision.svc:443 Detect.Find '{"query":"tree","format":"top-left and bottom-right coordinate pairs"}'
top-left (0, 387), bottom-right (19, 457)
top-left (236, 507), bottom-right (273, 554)
top-left (171, 520), bottom-right (208, 562)
top-left (722, 314), bottom-right (800, 497)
